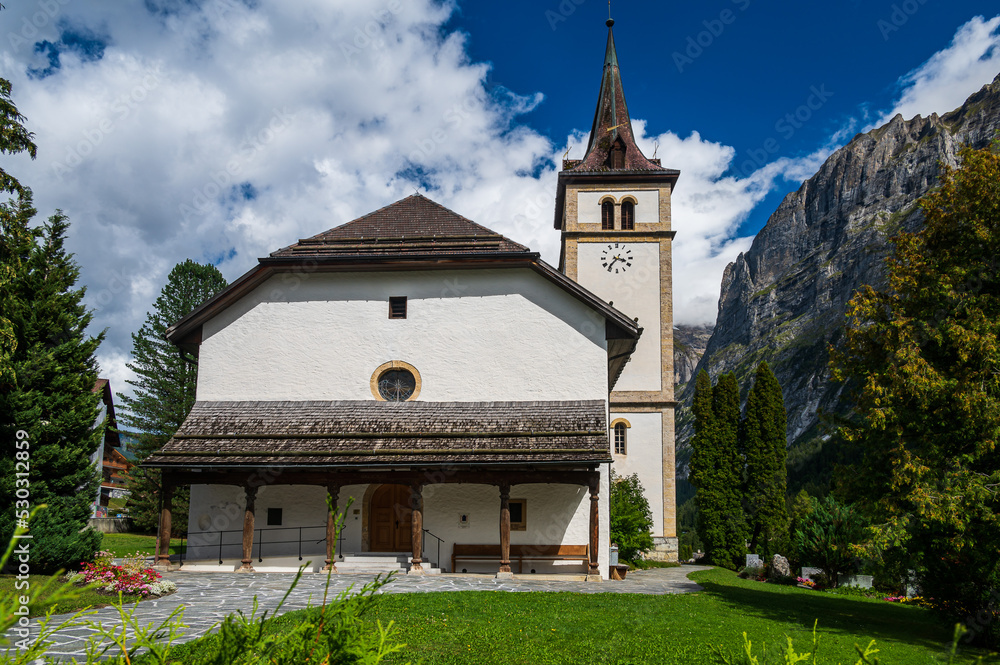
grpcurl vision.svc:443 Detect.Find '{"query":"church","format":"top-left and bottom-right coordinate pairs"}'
top-left (145, 18), bottom-right (679, 579)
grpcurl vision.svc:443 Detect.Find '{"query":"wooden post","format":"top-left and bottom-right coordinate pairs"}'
top-left (238, 485), bottom-right (258, 573)
top-left (498, 482), bottom-right (512, 576)
top-left (323, 484), bottom-right (340, 572)
top-left (156, 482), bottom-right (173, 567)
top-left (409, 484), bottom-right (424, 574)
top-left (588, 479), bottom-right (601, 579)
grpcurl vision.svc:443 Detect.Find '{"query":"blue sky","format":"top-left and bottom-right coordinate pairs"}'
top-left (0, 0), bottom-right (997, 395)
top-left (451, 0), bottom-right (999, 236)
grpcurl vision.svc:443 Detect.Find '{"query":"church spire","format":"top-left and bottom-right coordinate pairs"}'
top-left (568, 18), bottom-right (662, 173)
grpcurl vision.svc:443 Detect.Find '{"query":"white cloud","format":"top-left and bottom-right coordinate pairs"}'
top-left (881, 15), bottom-right (1000, 124)
top-left (2, 2), bottom-right (999, 404)
top-left (0, 0), bottom-right (559, 401)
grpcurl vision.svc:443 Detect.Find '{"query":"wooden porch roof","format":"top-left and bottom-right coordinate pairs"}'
top-left (145, 400), bottom-right (612, 469)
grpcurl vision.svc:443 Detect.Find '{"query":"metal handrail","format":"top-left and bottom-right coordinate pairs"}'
top-left (422, 529), bottom-right (444, 569)
top-left (186, 524), bottom-right (328, 565)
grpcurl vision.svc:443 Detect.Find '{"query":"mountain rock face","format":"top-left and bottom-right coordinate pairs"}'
top-left (676, 73), bottom-right (1000, 468)
top-left (674, 324), bottom-right (714, 385)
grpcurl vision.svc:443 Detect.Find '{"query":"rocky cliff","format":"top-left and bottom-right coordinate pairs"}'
top-left (676, 73), bottom-right (1000, 474)
top-left (674, 324), bottom-right (713, 385)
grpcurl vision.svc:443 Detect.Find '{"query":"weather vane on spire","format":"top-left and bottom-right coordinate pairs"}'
top-left (607, 1), bottom-right (614, 27)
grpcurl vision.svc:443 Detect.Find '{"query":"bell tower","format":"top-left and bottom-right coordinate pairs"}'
top-left (555, 18), bottom-right (679, 560)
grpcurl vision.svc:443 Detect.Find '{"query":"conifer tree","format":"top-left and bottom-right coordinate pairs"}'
top-left (741, 362), bottom-right (788, 558)
top-left (711, 372), bottom-right (748, 567)
top-left (689, 371), bottom-right (747, 568)
top-left (118, 260), bottom-right (227, 533)
top-left (0, 205), bottom-right (105, 572)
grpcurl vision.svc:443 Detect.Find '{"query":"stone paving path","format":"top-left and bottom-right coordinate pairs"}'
top-left (6, 565), bottom-right (711, 661)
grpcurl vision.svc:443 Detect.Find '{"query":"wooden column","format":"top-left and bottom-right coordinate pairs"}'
top-left (323, 484), bottom-right (340, 572)
top-left (409, 484), bottom-right (424, 574)
top-left (156, 482), bottom-right (173, 566)
top-left (498, 482), bottom-right (512, 575)
top-left (588, 480), bottom-right (600, 578)
top-left (238, 485), bottom-right (258, 573)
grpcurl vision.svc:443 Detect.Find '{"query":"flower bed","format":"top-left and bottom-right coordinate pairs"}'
top-left (70, 550), bottom-right (177, 597)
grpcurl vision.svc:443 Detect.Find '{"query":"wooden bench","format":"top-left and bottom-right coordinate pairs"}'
top-left (452, 544), bottom-right (589, 574)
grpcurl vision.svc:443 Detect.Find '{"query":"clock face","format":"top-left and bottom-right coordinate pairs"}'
top-left (600, 243), bottom-right (633, 274)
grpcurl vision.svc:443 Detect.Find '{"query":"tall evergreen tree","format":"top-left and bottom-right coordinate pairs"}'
top-left (742, 362), bottom-right (788, 558)
top-left (118, 260), bottom-right (227, 533)
top-left (0, 206), bottom-right (105, 572)
top-left (689, 371), bottom-right (747, 568)
top-left (711, 372), bottom-right (748, 567)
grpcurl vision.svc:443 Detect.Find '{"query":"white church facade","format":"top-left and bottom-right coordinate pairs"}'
top-left (145, 18), bottom-right (678, 578)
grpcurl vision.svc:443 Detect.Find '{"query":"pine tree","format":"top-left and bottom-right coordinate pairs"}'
top-left (831, 143), bottom-right (1000, 645)
top-left (742, 362), bottom-right (788, 558)
top-left (118, 260), bottom-right (227, 533)
top-left (711, 372), bottom-right (748, 567)
top-left (689, 371), bottom-right (747, 569)
top-left (0, 207), bottom-right (105, 572)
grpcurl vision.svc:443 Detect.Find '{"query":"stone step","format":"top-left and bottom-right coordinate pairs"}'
top-left (340, 555), bottom-right (410, 565)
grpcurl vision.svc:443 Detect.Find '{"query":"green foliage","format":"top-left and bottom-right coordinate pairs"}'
top-left (690, 371), bottom-right (748, 569)
top-left (609, 470), bottom-right (654, 561)
top-left (677, 496), bottom-right (704, 561)
top-left (0, 53), bottom-right (37, 385)
top-left (0, 207), bottom-right (105, 573)
top-left (832, 143), bottom-right (1000, 645)
top-left (714, 621), bottom-right (883, 665)
top-left (118, 260), bottom-right (227, 534)
top-left (793, 496), bottom-right (868, 588)
top-left (743, 362), bottom-right (790, 559)
top-left (1, 500), bottom-right (407, 664)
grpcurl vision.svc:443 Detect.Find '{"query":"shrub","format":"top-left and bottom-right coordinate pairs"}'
top-left (610, 471), bottom-right (654, 561)
top-left (793, 495), bottom-right (867, 588)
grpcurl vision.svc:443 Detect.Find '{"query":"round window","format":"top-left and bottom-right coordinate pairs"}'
top-left (378, 369), bottom-right (416, 401)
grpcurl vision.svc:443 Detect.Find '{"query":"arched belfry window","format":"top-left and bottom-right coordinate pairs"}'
top-left (601, 200), bottom-right (614, 230)
top-left (621, 200), bottom-right (635, 230)
top-left (608, 139), bottom-right (625, 169)
top-left (614, 422), bottom-right (628, 455)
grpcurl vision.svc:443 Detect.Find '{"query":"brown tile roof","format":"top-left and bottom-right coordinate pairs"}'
top-left (144, 400), bottom-right (611, 468)
top-left (268, 195), bottom-right (530, 260)
top-left (567, 23), bottom-right (669, 174)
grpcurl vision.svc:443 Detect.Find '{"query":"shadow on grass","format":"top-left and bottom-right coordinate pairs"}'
top-left (691, 571), bottom-right (952, 652)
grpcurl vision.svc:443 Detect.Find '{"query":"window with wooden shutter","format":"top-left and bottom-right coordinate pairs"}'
top-left (601, 200), bottom-right (614, 230)
top-left (621, 200), bottom-right (635, 230)
top-left (389, 296), bottom-right (407, 319)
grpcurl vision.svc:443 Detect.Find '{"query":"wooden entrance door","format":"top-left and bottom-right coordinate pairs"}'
top-left (370, 484), bottom-right (413, 552)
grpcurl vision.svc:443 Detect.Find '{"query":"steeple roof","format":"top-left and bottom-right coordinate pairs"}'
top-left (565, 19), bottom-right (666, 173)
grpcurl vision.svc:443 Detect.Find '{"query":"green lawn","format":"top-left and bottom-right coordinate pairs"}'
top-left (0, 575), bottom-right (144, 618)
top-left (138, 568), bottom-right (998, 664)
top-left (100, 532), bottom-right (186, 557)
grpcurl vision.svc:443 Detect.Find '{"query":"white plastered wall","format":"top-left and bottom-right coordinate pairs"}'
top-left (196, 269), bottom-right (608, 403)
top-left (576, 242), bottom-right (661, 392)
top-left (578, 190), bottom-right (659, 224)
top-left (611, 411), bottom-right (664, 537)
